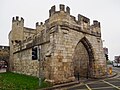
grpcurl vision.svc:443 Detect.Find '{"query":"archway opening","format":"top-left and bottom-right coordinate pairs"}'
top-left (0, 60), bottom-right (8, 69)
top-left (73, 37), bottom-right (94, 80)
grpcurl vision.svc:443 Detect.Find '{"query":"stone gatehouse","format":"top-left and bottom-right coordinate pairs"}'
top-left (9, 4), bottom-right (107, 84)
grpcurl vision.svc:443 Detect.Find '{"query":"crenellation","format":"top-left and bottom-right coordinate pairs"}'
top-left (36, 22), bottom-right (45, 34)
top-left (93, 20), bottom-right (98, 24)
top-left (90, 20), bottom-right (101, 37)
top-left (16, 16), bottom-right (19, 20)
top-left (21, 17), bottom-right (24, 22)
top-left (40, 22), bottom-right (43, 25)
top-left (12, 16), bottom-right (24, 22)
top-left (77, 14), bottom-right (90, 31)
top-left (60, 4), bottom-right (65, 11)
top-left (9, 4), bottom-right (106, 84)
top-left (93, 20), bottom-right (100, 28)
top-left (49, 9), bottom-right (51, 17)
top-left (66, 6), bottom-right (70, 14)
top-left (70, 15), bottom-right (77, 22)
top-left (12, 17), bottom-right (15, 21)
top-left (49, 5), bottom-right (71, 17)
top-left (49, 5), bottom-right (56, 17)
top-left (12, 16), bottom-right (24, 26)
top-left (36, 22), bottom-right (44, 27)
top-left (36, 22), bottom-right (43, 26)
top-left (36, 22), bottom-right (39, 26)
top-left (78, 14), bottom-right (90, 24)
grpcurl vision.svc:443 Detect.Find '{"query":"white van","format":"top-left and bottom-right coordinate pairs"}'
top-left (113, 62), bottom-right (117, 67)
top-left (112, 61), bottom-right (120, 67)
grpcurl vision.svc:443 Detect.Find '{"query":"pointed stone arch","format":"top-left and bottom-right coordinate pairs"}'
top-left (73, 37), bottom-right (95, 79)
top-left (80, 37), bottom-right (95, 64)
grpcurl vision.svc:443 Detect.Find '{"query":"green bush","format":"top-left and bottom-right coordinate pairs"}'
top-left (107, 60), bottom-right (112, 65)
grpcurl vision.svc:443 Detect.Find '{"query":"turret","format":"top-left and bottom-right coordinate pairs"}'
top-left (11, 16), bottom-right (24, 45)
top-left (9, 16), bottom-right (24, 71)
top-left (36, 22), bottom-right (45, 33)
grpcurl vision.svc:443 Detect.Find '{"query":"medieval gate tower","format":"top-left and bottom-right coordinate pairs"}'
top-left (9, 4), bottom-right (107, 84)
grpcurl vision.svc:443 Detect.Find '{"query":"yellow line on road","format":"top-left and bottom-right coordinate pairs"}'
top-left (85, 84), bottom-right (92, 90)
top-left (102, 80), bottom-right (120, 90)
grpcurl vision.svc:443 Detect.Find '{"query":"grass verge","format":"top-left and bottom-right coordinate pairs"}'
top-left (0, 72), bottom-right (51, 90)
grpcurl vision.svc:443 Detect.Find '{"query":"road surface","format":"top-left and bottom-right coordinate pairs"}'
top-left (59, 65), bottom-right (120, 90)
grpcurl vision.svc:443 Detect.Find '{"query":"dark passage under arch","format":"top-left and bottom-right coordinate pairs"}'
top-left (73, 37), bottom-right (94, 79)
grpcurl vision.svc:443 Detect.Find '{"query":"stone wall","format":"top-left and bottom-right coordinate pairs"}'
top-left (47, 24), bottom-right (106, 83)
top-left (0, 46), bottom-right (10, 66)
top-left (9, 4), bottom-right (107, 84)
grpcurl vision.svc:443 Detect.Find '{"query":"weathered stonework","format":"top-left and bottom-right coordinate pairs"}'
top-left (9, 4), bottom-right (107, 84)
top-left (0, 45), bottom-right (10, 70)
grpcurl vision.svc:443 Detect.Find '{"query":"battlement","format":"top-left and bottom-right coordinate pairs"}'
top-left (36, 22), bottom-right (45, 33)
top-left (78, 14), bottom-right (90, 24)
top-left (0, 45), bottom-right (10, 51)
top-left (12, 16), bottom-right (24, 28)
top-left (36, 22), bottom-right (43, 26)
top-left (49, 4), bottom-right (70, 17)
top-left (12, 16), bottom-right (24, 22)
top-left (92, 20), bottom-right (100, 28)
top-left (48, 4), bottom-right (101, 37)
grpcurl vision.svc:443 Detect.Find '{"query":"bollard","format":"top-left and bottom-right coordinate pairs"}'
top-left (109, 67), bottom-right (112, 75)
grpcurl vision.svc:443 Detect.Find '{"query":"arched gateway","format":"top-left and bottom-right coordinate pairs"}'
top-left (73, 37), bottom-right (94, 79)
top-left (9, 4), bottom-right (107, 84)
top-left (0, 60), bottom-right (8, 69)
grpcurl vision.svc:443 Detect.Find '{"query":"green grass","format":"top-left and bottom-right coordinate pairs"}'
top-left (0, 72), bottom-right (51, 90)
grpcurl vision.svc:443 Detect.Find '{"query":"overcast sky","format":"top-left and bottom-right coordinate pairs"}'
top-left (0, 0), bottom-right (120, 60)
